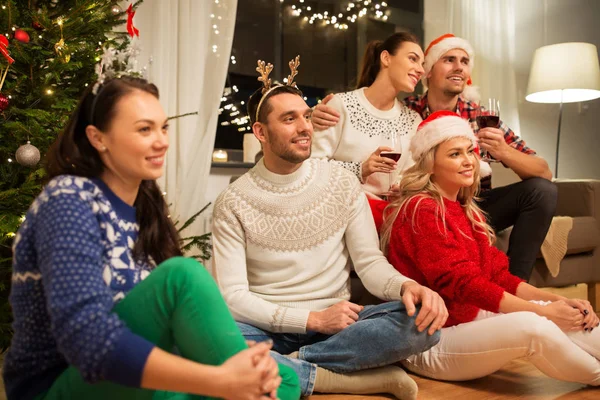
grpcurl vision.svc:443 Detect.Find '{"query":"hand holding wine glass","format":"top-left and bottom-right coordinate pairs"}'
top-left (476, 98), bottom-right (500, 162)
top-left (361, 146), bottom-right (397, 183)
top-left (380, 133), bottom-right (401, 192)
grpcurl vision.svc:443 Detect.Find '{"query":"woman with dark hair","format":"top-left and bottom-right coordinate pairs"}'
top-left (3, 76), bottom-right (300, 400)
top-left (311, 32), bottom-right (425, 199)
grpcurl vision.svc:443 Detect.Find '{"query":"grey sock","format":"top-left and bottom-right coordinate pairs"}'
top-left (313, 365), bottom-right (418, 400)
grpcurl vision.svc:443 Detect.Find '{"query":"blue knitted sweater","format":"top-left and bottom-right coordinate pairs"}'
top-left (3, 175), bottom-right (155, 400)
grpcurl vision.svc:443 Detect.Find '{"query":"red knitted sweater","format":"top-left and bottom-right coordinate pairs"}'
top-left (370, 197), bottom-right (524, 327)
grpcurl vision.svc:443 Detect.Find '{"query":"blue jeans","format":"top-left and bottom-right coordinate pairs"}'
top-left (237, 301), bottom-right (440, 396)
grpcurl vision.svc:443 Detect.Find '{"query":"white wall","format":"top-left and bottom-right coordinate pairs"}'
top-left (425, 0), bottom-right (600, 183)
top-left (514, 0), bottom-right (600, 180)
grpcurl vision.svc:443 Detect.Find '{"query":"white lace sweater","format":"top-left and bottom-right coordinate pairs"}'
top-left (311, 87), bottom-right (422, 196)
top-left (211, 158), bottom-right (412, 334)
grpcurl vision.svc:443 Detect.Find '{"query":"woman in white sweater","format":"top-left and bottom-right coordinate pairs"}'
top-left (311, 32), bottom-right (424, 198)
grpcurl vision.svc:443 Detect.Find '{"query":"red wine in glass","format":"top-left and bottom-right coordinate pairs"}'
top-left (476, 98), bottom-right (501, 162)
top-left (476, 115), bottom-right (500, 129)
top-left (381, 151), bottom-right (401, 193)
top-left (380, 151), bottom-right (402, 162)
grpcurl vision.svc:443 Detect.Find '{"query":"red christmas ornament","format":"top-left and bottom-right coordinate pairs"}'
top-left (0, 93), bottom-right (9, 112)
top-left (14, 29), bottom-right (30, 44)
top-left (32, 21), bottom-right (43, 31)
top-left (0, 35), bottom-right (14, 64)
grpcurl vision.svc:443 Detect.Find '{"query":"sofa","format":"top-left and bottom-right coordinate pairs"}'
top-left (496, 179), bottom-right (600, 308)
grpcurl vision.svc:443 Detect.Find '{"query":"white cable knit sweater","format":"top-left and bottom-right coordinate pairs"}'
top-left (211, 158), bottom-right (412, 334)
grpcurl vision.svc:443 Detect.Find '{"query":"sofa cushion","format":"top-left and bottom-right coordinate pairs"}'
top-left (530, 253), bottom-right (597, 287)
top-left (565, 216), bottom-right (600, 254)
top-left (496, 216), bottom-right (599, 256)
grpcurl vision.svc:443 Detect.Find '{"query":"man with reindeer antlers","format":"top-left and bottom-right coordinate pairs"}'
top-left (210, 56), bottom-right (448, 400)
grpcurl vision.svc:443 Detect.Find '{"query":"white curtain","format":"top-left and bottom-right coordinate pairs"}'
top-left (130, 0), bottom-right (237, 236)
top-left (424, 0), bottom-right (521, 134)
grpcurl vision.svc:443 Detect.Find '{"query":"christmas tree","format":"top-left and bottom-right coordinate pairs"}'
top-left (0, 0), bottom-right (138, 350)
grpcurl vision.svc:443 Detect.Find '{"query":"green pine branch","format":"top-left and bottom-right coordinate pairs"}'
top-left (176, 203), bottom-right (213, 263)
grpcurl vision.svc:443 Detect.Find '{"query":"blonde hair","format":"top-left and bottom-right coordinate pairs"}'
top-left (380, 141), bottom-right (495, 255)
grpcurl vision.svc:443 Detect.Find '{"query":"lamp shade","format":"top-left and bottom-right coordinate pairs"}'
top-left (526, 42), bottom-right (600, 103)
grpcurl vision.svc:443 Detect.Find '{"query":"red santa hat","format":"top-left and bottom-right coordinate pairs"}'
top-left (410, 110), bottom-right (492, 177)
top-left (422, 33), bottom-right (479, 103)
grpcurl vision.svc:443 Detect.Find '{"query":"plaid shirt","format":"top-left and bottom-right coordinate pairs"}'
top-left (404, 93), bottom-right (536, 191)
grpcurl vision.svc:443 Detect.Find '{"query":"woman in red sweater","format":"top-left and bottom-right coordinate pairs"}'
top-left (374, 111), bottom-right (600, 384)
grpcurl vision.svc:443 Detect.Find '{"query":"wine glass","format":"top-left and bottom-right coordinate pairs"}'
top-left (380, 133), bottom-right (401, 193)
top-left (476, 98), bottom-right (500, 162)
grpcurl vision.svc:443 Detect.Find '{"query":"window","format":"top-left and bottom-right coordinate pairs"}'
top-left (215, 0), bottom-right (423, 150)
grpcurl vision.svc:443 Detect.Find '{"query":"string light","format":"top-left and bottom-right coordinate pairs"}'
top-left (282, 0), bottom-right (390, 29)
top-left (210, 3), bottom-right (223, 57)
top-left (219, 86), bottom-right (252, 132)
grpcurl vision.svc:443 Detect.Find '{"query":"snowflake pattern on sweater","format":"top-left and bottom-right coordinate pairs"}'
top-left (3, 175), bottom-right (155, 400)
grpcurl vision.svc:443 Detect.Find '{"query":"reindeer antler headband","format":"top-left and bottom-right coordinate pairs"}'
top-left (254, 55), bottom-right (301, 122)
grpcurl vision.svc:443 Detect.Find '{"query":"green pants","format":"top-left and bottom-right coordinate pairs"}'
top-left (37, 257), bottom-right (300, 400)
